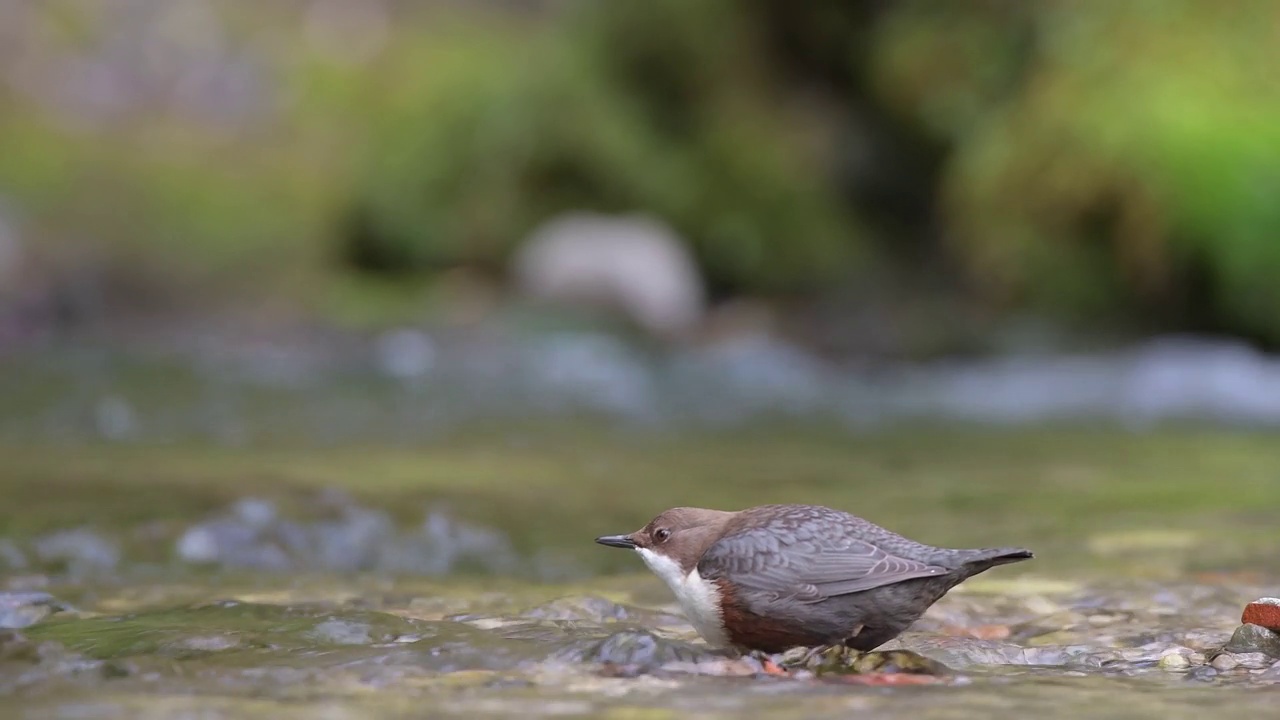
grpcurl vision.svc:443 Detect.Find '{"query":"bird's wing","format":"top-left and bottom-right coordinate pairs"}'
top-left (699, 508), bottom-right (950, 603)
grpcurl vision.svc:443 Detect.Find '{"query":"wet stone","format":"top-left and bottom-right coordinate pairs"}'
top-left (901, 634), bottom-right (1117, 669)
top-left (175, 496), bottom-right (519, 575)
top-left (1209, 653), bottom-right (1239, 671)
top-left (1156, 646), bottom-right (1198, 664)
top-left (0, 592), bottom-right (71, 629)
top-left (99, 660), bottom-right (134, 679)
top-left (1224, 624), bottom-right (1280, 658)
top-left (400, 623), bottom-right (556, 673)
top-left (233, 497), bottom-right (279, 528)
top-left (1158, 653), bottom-right (1190, 670)
top-left (173, 635), bottom-right (242, 653)
top-left (31, 529), bottom-right (120, 575)
top-left (1258, 661), bottom-right (1280, 681)
top-left (308, 619), bottom-right (374, 645)
top-left (555, 630), bottom-right (716, 669)
top-left (1185, 666), bottom-right (1219, 682)
top-left (1116, 645), bottom-right (1167, 664)
top-left (1230, 652), bottom-right (1273, 669)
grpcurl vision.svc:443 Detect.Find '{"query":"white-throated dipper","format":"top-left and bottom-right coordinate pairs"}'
top-left (595, 504), bottom-right (1032, 653)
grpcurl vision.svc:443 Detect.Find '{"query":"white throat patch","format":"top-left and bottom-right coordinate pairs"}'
top-left (635, 547), bottom-right (729, 648)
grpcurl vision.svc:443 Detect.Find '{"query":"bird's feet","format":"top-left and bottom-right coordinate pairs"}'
top-left (739, 649), bottom-right (790, 676)
top-left (777, 625), bottom-right (867, 674)
top-left (738, 645), bottom-right (951, 682)
top-left (776, 644), bottom-right (865, 674)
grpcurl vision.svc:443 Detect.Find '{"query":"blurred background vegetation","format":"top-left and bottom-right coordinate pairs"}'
top-left (2, 0), bottom-right (1279, 355)
top-left (4, 0), bottom-right (1280, 608)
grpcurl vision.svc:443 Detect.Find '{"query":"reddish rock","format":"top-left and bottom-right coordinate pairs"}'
top-left (758, 658), bottom-right (790, 677)
top-left (1242, 598), bottom-right (1280, 631)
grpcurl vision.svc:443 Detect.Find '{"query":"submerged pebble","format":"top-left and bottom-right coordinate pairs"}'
top-left (0, 592), bottom-right (71, 629)
top-left (521, 596), bottom-right (633, 623)
top-left (554, 630), bottom-right (715, 668)
top-left (308, 619), bottom-right (374, 646)
top-left (174, 635), bottom-right (242, 653)
top-left (1229, 652), bottom-right (1274, 669)
top-left (1209, 653), bottom-right (1239, 671)
top-left (1185, 665), bottom-right (1219, 682)
top-left (1258, 660), bottom-right (1280, 681)
top-left (31, 529), bottom-right (119, 575)
top-left (175, 496), bottom-right (521, 575)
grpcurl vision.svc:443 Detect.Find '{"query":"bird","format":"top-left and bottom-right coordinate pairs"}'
top-left (595, 504), bottom-right (1032, 653)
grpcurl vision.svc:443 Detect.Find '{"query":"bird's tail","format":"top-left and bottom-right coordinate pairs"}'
top-left (961, 547), bottom-right (1034, 573)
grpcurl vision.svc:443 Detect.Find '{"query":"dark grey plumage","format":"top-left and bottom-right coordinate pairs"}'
top-left (697, 504), bottom-right (1032, 651)
top-left (595, 503), bottom-right (1032, 653)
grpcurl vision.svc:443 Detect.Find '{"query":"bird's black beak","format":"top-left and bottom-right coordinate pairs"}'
top-left (595, 534), bottom-right (637, 549)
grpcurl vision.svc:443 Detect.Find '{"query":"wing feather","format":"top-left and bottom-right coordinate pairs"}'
top-left (698, 506), bottom-right (949, 603)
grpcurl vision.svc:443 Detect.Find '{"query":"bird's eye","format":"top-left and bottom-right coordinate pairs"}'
top-left (654, 528), bottom-right (671, 542)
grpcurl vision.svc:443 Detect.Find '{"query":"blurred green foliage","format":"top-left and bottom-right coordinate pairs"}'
top-left (335, 0), bottom-right (860, 295)
top-left (3, 0), bottom-right (1280, 343)
top-left (872, 0), bottom-right (1280, 339)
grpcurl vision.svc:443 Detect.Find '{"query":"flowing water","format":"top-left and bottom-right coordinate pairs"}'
top-left (2, 345), bottom-right (1280, 712)
top-left (3, 424), bottom-right (1280, 718)
top-left (5, 573), bottom-right (1276, 719)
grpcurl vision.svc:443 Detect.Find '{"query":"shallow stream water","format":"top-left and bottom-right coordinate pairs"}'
top-left (5, 572), bottom-right (1279, 718)
top-left (2, 345), bottom-right (1280, 712)
top-left (2, 423), bottom-right (1279, 718)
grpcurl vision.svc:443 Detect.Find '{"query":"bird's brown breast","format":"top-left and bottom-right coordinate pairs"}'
top-left (713, 577), bottom-right (832, 653)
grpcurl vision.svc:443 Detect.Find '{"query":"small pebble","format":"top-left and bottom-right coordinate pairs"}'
top-left (0, 591), bottom-right (70, 629)
top-left (1159, 653), bottom-right (1190, 670)
top-left (1185, 666), bottom-right (1218, 682)
top-left (1232, 652), bottom-right (1273, 669)
top-left (1210, 653), bottom-right (1240, 671)
top-left (174, 635), bottom-right (241, 652)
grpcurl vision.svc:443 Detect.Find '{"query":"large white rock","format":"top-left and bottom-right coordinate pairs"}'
top-left (512, 212), bottom-right (706, 338)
